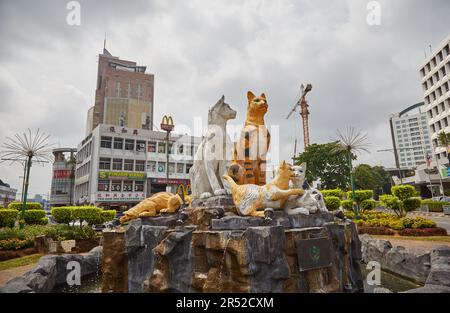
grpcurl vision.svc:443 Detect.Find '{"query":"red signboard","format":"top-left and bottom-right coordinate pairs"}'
top-left (53, 170), bottom-right (70, 179)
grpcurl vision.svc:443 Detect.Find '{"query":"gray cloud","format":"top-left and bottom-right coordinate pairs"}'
top-left (0, 0), bottom-right (449, 196)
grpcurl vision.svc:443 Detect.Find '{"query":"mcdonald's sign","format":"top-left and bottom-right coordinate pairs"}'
top-left (176, 183), bottom-right (191, 201)
top-left (161, 115), bottom-right (174, 132)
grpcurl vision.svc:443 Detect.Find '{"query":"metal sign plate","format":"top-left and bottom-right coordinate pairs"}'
top-left (296, 237), bottom-right (333, 272)
top-left (443, 205), bottom-right (450, 215)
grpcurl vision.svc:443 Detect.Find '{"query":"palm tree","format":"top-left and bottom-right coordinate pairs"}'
top-left (333, 127), bottom-right (370, 217)
top-left (1, 129), bottom-right (53, 227)
top-left (437, 131), bottom-right (450, 164)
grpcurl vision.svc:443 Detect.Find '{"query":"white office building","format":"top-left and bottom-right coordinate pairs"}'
top-left (389, 103), bottom-right (433, 168)
top-left (420, 35), bottom-right (450, 163)
top-left (74, 124), bottom-right (201, 210)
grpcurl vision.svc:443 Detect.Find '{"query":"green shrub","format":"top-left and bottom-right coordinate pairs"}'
top-left (0, 205), bottom-right (5, 210)
top-left (324, 196), bottom-right (341, 211)
top-left (23, 210), bottom-right (47, 225)
top-left (388, 220), bottom-right (405, 231)
top-left (321, 189), bottom-right (344, 199)
top-left (101, 210), bottom-right (116, 223)
top-left (400, 217), bottom-right (414, 228)
top-left (346, 190), bottom-right (373, 203)
top-left (341, 200), bottom-right (353, 211)
top-left (403, 197), bottom-right (422, 212)
top-left (72, 207), bottom-right (103, 225)
top-left (8, 202), bottom-right (43, 211)
top-left (391, 185), bottom-right (418, 202)
top-left (421, 200), bottom-right (447, 213)
top-left (344, 210), bottom-right (355, 219)
top-left (51, 207), bottom-right (73, 225)
top-left (0, 209), bottom-right (18, 228)
top-left (411, 217), bottom-right (436, 229)
top-left (360, 199), bottom-right (378, 211)
top-left (379, 195), bottom-right (396, 206)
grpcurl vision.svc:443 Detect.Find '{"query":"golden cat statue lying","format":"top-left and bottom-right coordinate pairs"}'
top-left (120, 192), bottom-right (185, 223)
top-left (223, 161), bottom-right (304, 217)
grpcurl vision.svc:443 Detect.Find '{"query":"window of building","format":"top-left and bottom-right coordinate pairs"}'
top-left (124, 159), bottom-right (134, 171)
top-left (111, 181), bottom-right (122, 192)
top-left (135, 160), bottom-right (145, 172)
top-left (112, 158), bottom-right (123, 170)
top-left (134, 181), bottom-right (144, 192)
top-left (123, 180), bottom-right (133, 192)
top-left (148, 141), bottom-right (156, 153)
top-left (137, 84), bottom-right (142, 99)
top-left (99, 158), bottom-right (111, 170)
top-left (113, 138), bottom-right (123, 149)
top-left (169, 162), bottom-right (175, 174)
top-left (127, 82), bottom-right (131, 98)
top-left (100, 136), bottom-right (112, 148)
top-left (136, 140), bottom-right (146, 152)
top-left (186, 163), bottom-right (193, 174)
top-left (157, 163), bottom-right (165, 173)
top-left (115, 81), bottom-right (121, 97)
top-left (125, 139), bottom-right (134, 151)
top-left (158, 142), bottom-right (166, 154)
top-left (147, 161), bottom-right (156, 172)
top-left (177, 163), bottom-right (184, 174)
top-left (98, 180), bottom-right (109, 192)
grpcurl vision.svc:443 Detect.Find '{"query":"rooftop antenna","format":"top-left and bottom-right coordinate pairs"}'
top-left (104, 33), bottom-right (106, 51)
top-left (429, 44), bottom-right (432, 54)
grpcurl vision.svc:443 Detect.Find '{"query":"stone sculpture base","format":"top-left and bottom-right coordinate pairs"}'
top-left (102, 201), bottom-right (364, 293)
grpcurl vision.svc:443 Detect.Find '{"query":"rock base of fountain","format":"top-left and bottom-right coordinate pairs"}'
top-left (102, 198), bottom-right (364, 293)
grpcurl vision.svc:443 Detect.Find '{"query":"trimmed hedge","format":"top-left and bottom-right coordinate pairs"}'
top-left (0, 210), bottom-right (18, 228)
top-left (391, 185), bottom-right (418, 201)
top-left (341, 200), bottom-right (353, 211)
top-left (398, 227), bottom-right (447, 237)
top-left (357, 226), bottom-right (396, 236)
top-left (421, 199), bottom-right (448, 213)
top-left (321, 189), bottom-right (344, 199)
top-left (324, 196), bottom-right (341, 211)
top-left (360, 199), bottom-right (378, 211)
top-left (8, 202), bottom-right (43, 211)
top-left (23, 210), bottom-right (48, 225)
top-left (403, 197), bottom-right (421, 212)
top-left (51, 206), bottom-right (116, 226)
top-left (346, 190), bottom-right (373, 203)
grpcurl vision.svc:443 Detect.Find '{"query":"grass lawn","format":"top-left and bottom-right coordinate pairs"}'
top-left (373, 235), bottom-right (450, 243)
top-left (0, 254), bottom-right (43, 271)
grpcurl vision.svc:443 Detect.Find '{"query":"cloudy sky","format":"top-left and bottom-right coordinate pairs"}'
top-left (0, 0), bottom-right (449, 198)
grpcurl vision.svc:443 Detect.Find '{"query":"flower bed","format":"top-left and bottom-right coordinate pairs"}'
top-left (346, 210), bottom-right (446, 237)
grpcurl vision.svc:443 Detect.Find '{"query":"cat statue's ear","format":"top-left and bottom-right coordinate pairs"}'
top-left (247, 91), bottom-right (255, 101)
top-left (281, 160), bottom-right (286, 167)
top-left (300, 162), bottom-right (307, 172)
top-left (260, 93), bottom-right (266, 99)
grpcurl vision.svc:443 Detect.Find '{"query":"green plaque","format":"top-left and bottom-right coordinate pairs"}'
top-left (296, 237), bottom-right (333, 272)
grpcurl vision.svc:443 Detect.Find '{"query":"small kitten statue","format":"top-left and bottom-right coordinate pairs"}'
top-left (284, 162), bottom-right (328, 215)
top-left (223, 161), bottom-right (304, 217)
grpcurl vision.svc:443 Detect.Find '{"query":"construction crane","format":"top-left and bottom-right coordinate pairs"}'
top-left (286, 83), bottom-right (313, 149)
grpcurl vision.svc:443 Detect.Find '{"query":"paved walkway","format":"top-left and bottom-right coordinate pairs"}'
top-left (0, 263), bottom-right (37, 288)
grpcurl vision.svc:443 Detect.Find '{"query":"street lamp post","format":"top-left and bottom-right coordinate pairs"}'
top-left (161, 115), bottom-right (174, 190)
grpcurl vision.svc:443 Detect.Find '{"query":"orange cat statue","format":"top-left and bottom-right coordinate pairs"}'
top-left (234, 91), bottom-right (271, 185)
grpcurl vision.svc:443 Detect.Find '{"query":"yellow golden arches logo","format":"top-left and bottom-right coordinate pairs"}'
top-left (162, 115), bottom-right (174, 126)
top-left (176, 183), bottom-right (188, 198)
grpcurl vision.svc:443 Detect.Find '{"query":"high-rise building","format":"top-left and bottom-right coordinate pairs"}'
top-left (419, 35), bottom-right (450, 164)
top-left (88, 48), bottom-right (154, 133)
top-left (389, 102), bottom-right (433, 169)
top-left (49, 148), bottom-right (77, 207)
